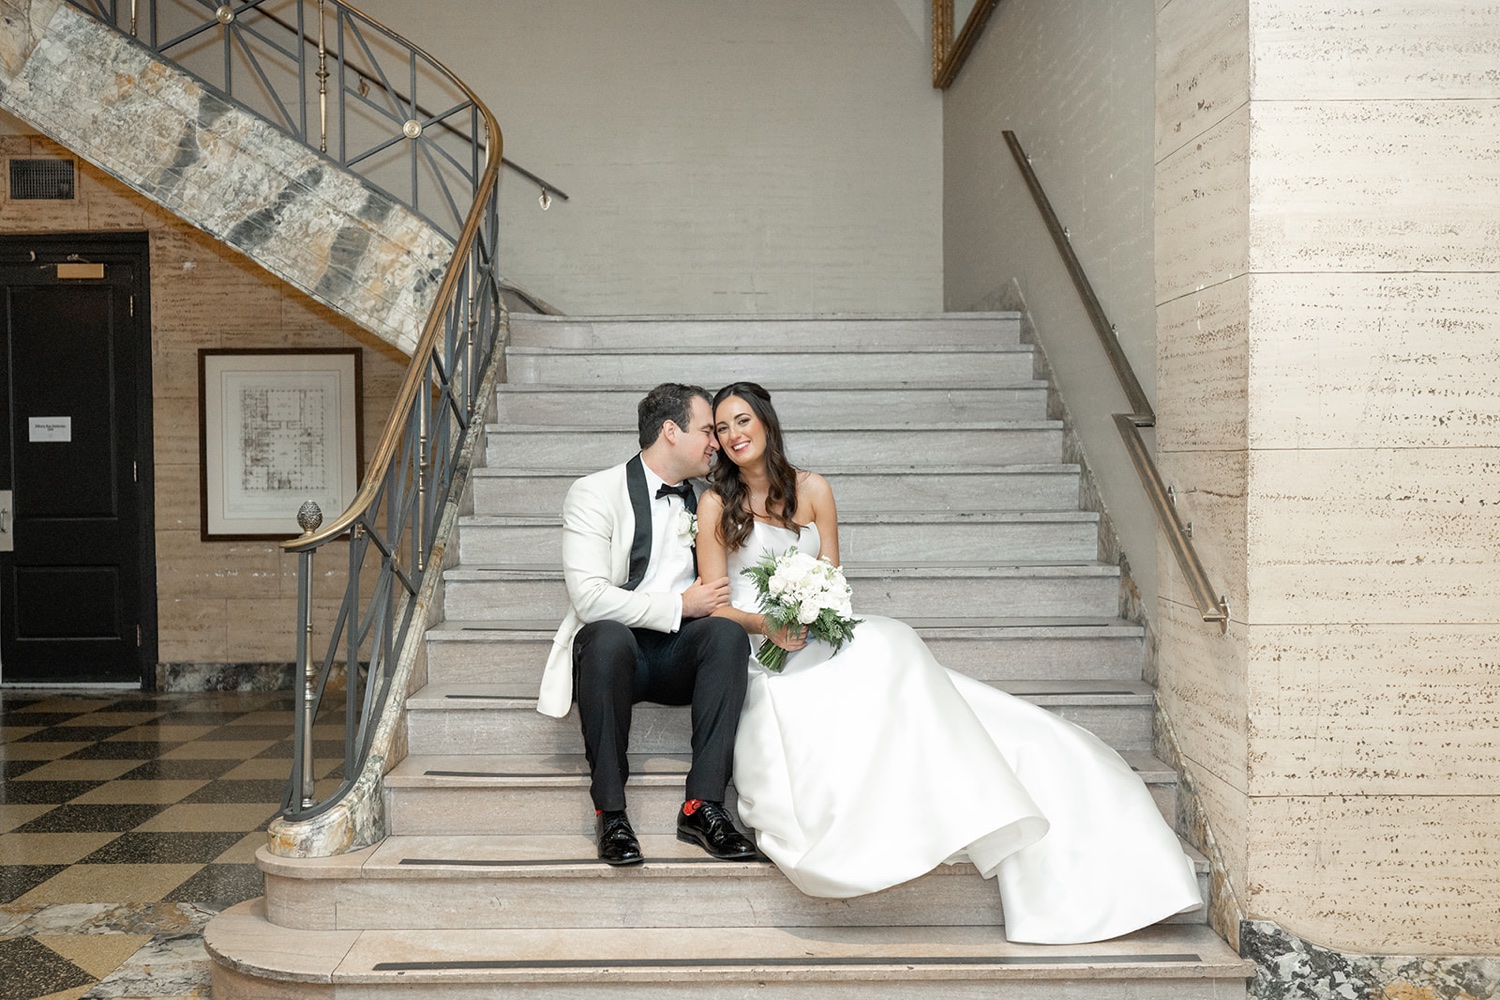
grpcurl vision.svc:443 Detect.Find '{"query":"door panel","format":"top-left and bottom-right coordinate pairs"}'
top-left (0, 234), bottom-right (155, 684)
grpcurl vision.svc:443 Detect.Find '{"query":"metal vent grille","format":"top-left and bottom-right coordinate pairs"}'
top-left (8, 158), bottom-right (76, 200)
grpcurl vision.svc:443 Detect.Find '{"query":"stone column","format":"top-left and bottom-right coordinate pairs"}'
top-left (1156, 0), bottom-right (1500, 962)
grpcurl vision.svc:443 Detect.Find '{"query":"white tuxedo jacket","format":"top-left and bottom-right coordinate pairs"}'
top-left (537, 456), bottom-right (693, 718)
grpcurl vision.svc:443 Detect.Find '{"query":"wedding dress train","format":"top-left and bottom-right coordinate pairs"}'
top-left (727, 520), bottom-right (1202, 944)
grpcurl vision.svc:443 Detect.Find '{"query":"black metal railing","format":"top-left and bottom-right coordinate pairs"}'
top-left (63, 0), bottom-right (565, 235)
top-left (1004, 130), bottom-right (1229, 632)
top-left (64, 0), bottom-right (508, 819)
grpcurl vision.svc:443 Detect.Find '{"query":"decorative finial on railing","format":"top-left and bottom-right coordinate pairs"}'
top-left (297, 501), bottom-right (324, 536)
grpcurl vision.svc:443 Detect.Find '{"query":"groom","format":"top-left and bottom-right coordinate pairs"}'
top-left (537, 383), bottom-right (756, 866)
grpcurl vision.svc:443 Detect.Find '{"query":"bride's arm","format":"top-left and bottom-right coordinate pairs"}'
top-left (799, 471), bottom-right (840, 567)
top-left (697, 491), bottom-right (806, 650)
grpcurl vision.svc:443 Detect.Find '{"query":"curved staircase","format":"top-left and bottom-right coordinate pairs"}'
top-left (209, 314), bottom-right (1251, 997)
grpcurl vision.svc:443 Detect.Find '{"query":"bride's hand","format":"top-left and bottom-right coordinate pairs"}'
top-left (765, 618), bottom-right (808, 651)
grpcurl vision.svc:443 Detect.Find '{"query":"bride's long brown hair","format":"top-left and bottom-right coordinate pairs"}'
top-left (709, 382), bottom-right (799, 552)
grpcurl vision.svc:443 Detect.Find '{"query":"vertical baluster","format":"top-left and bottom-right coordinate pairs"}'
top-left (316, 0), bottom-right (328, 153)
top-left (466, 250), bottom-right (477, 406)
top-left (296, 0), bottom-right (306, 141)
top-left (415, 361), bottom-right (429, 573)
top-left (295, 502), bottom-right (323, 810)
top-left (345, 519), bottom-right (361, 776)
top-left (409, 50), bottom-right (419, 213)
top-left (129, 0), bottom-right (138, 37)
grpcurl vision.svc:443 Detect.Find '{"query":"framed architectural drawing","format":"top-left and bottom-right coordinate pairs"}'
top-left (198, 349), bottom-right (364, 540)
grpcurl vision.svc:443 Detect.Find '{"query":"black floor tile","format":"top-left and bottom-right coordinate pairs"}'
top-left (0, 779), bottom-right (105, 805)
top-left (80, 830), bottom-right (250, 865)
top-left (0, 935), bottom-right (96, 999)
top-left (13, 802), bottom-right (168, 833)
top-left (255, 738), bottom-right (343, 760)
top-left (152, 710), bottom-right (259, 726)
top-left (161, 862), bottom-right (264, 906)
top-left (1, 759), bottom-right (46, 779)
top-left (63, 740), bottom-right (184, 760)
top-left (115, 757), bottom-right (243, 781)
top-left (14, 725), bottom-right (134, 743)
top-left (0, 711), bottom-right (80, 727)
top-left (179, 779), bottom-right (290, 805)
top-left (198, 723), bottom-right (293, 741)
top-left (0, 864), bottom-right (68, 905)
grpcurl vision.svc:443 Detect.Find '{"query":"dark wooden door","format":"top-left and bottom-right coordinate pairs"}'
top-left (0, 234), bottom-right (156, 684)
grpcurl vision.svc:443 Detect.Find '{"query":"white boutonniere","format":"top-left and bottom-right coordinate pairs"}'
top-left (677, 510), bottom-right (698, 546)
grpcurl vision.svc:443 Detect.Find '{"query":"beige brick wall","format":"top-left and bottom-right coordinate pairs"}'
top-left (1, 133), bottom-right (407, 666)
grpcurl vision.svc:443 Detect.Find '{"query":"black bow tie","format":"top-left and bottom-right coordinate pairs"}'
top-left (655, 481), bottom-right (694, 503)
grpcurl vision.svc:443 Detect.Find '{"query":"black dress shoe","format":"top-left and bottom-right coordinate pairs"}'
top-left (676, 800), bottom-right (758, 860)
top-left (597, 809), bottom-right (643, 866)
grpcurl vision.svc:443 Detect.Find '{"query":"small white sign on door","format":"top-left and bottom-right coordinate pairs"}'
top-left (29, 417), bottom-right (72, 442)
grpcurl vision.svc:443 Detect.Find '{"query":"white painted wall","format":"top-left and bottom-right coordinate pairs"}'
top-left (352, 0), bottom-right (944, 316)
top-left (942, 0), bottom-right (1160, 619)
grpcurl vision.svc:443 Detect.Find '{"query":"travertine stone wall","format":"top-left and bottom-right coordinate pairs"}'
top-left (0, 0), bottom-right (452, 355)
top-left (1, 132), bottom-right (406, 668)
top-left (1156, 0), bottom-right (1500, 954)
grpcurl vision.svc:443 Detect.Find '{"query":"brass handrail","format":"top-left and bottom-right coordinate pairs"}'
top-left (64, 0), bottom-right (509, 817)
top-left (1003, 130), bottom-right (1228, 632)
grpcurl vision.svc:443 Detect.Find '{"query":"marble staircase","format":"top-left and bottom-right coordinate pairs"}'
top-left (207, 314), bottom-right (1251, 997)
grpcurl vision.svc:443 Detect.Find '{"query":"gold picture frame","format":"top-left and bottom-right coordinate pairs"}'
top-left (933, 0), bottom-right (1002, 88)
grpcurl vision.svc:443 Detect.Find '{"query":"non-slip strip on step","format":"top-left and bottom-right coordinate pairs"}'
top-left (371, 953), bottom-right (1205, 972)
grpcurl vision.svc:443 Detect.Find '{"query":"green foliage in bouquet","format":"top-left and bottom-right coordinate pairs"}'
top-left (741, 546), bottom-right (862, 673)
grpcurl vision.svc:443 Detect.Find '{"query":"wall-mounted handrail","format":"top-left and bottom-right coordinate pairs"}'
top-left (65, 0), bottom-right (509, 821)
top-left (1003, 130), bottom-right (1228, 632)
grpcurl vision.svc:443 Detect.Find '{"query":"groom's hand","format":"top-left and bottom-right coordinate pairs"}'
top-left (681, 576), bottom-right (731, 619)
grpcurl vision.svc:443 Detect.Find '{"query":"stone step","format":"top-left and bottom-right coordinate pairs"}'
top-left (209, 900), bottom-right (1250, 999)
top-left (441, 562), bottom-right (1122, 622)
top-left (422, 617), bottom-right (1145, 686)
top-left (485, 423), bottom-right (1064, 470)
top-left (494, 383), bottom-right (1049, 425)
top-left (469, 464), bottom-right (1084, 516)
top-left (383, 749), bottom-right (1180, 836)
top-left (506, 312), bottom-right (1025, 349)
top-left (504, 346), bottom-right (1037, 387)
top-left (255, 835), bottom-right (1209, 933)
top-left (401, 680), bottom-right (1156, 758)
top-left (456, 510), bottom-right (1101, 566)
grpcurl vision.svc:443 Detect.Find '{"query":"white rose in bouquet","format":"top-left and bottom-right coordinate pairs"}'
top-left (740, 545), bottom-right (862, 673)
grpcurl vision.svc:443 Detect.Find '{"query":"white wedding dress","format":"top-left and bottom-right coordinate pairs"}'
top-left (728, 520), bottom-right (1202, 944)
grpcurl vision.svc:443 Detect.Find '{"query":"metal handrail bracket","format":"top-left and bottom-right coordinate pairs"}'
top-left (1004, 130), bottom-right (1228, 632)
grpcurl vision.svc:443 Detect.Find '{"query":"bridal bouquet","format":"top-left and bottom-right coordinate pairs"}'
top-left (741, 547), bottom-right (861, 673)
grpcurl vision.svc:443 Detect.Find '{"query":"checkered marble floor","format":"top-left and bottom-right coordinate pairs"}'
top-left (1, 688), bottom-right (341, 1000)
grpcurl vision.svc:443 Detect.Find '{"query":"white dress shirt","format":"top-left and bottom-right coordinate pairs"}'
top-left (637, 459), bottom-right (696, 631)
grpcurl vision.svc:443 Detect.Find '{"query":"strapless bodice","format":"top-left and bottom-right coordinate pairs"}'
top-left (726, 520), bottom-right (822, 613)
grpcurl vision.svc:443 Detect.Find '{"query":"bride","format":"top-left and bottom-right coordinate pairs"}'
top-left (693, 381), bottom-right (1203, 945)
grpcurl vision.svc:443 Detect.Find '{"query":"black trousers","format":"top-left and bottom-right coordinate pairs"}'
top-left (572, 616), bottom-right (749, 812)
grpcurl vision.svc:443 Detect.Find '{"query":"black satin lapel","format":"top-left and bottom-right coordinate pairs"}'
top-left (623, 454), bottom-right (652, 591)
top-left (687, 480), bottom-right (700, 574)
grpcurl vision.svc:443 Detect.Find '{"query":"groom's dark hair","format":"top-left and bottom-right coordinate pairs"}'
top-left (638, 382), bottom-right (711, 448)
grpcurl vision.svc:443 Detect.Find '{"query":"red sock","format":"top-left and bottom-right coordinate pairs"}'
top-left (682, 799), bottom-right (703, 816)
